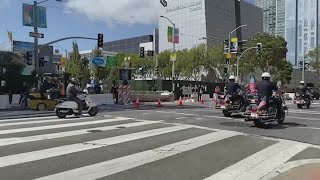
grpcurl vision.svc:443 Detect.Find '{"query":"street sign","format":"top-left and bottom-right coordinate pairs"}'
top-left (29, 32), bottom-right (44, 38)
top-left (182, 86), bottom-right (192, 95)
top-left (170, 53), bottom-right (177, 61)
top-left (160, 0), bottom-right (167, 7)
top-left (226, 53), bottom-right (232, 59)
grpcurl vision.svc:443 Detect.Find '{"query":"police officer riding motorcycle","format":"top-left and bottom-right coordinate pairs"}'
top-left (295, 81), bottom-right (311, 109)
top-left (246, 72), bottom-right (287, 127)
top-left (221, 75), bottom-right (245, 117)
top-left (255, 72), bottom-right (283, 115)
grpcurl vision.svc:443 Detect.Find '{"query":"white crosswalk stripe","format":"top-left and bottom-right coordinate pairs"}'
top-left (0, 115), bottom-right (314, 180)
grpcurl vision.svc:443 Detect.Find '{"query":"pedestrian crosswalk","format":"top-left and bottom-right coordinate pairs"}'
top-left (0, 115), bottom-right (316, 180)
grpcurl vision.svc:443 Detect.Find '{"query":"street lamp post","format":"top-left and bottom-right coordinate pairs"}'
top-left (160, 15), bottom-right (176, 93)
top-left (228, 24), bottom-right (247, 74)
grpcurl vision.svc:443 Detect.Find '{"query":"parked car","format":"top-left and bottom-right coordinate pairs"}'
top-left (310, 87), bottom-right (320, 100)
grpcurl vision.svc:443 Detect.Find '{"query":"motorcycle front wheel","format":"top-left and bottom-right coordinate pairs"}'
top-left (222, 110), bottom-right (232, 117)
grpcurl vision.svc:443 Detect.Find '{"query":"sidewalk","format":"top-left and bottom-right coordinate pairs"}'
top-left (273, 163), bottom-right (320, 180)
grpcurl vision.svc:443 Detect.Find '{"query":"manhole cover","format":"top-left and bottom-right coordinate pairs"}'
top-left (87, 130), bottom-right (103, 133)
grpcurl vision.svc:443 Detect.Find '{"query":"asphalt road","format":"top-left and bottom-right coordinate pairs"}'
top-left (0, 100), bottom-right (319, 180)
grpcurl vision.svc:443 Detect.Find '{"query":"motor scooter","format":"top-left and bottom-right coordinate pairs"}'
top-left (55, 94), bottom-right (98, 118)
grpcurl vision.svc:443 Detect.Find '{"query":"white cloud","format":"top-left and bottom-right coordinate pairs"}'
top-left (65, 0), bottom-right (160, 25)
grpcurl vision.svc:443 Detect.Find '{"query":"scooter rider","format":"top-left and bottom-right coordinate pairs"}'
top-left (66, 78), bottom-right (83, 117)
top-left (255, 72), bottom-right (282, 114)
top-left (226, 75), bottom-right (244, 109)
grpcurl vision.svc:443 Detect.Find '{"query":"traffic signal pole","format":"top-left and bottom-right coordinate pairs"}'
top-left (33, 1), bottom-right (39, 77)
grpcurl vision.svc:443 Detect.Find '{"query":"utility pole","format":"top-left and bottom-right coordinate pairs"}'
top-left (33, 1), bottom-right (39, 76)
top-left (235, 0), bottom-right (242, 40)
top-left (317, 0), bottom-right (319, 64)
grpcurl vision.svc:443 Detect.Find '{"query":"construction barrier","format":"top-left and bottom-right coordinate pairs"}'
top-left (202, 94), bottom-right (210, 102)
top-left (87, 94), bottom-right (114, 106)
top-left (118, 85), bottom-right (131, 105)
top-left (0, 95), bottom-right (10, 109)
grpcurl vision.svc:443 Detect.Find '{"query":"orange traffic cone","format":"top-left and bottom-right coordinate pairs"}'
top-left (157, 98), bottom-right (162, 107)
top-left (178, 97), bottom-right (183, 106)
top-left (200, 97), bottom-right (204, 104)
top-left (134, 98), bottom-right (140, 109)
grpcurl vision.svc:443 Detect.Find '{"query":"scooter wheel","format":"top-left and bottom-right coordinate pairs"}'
top-left (88, 107), bottom-right (98, 116)
top-left (56, 109), bottom-right (67, 119)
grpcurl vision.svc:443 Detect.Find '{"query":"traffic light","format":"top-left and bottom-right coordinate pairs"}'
top-left (155, 65), bottom-right (159, 75)
top-left (26, 51), bottom-right (33, 65)
top-left (97, 33), bottom-right (104, 48)
top-left (238, 40), bottom-right (247, 53)
top-left (38, 57), bottom-right (45, 67)
top-left (256, 43), bottom-right (262, 55)
top-left (223, 40), bottom-right (229, 54)
top-left (225, 58), bottom-right (230, 64)
top-left (139, 47), bottom-right (145, 58)
top-left (223, 67), bottom-right (228, 76)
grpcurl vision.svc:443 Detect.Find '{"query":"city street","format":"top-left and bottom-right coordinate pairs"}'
top-left (0, 101), bottom-right (319, 180)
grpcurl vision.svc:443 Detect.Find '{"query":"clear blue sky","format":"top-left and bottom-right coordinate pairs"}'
top-left (0, 0), bottom-right (255, 53)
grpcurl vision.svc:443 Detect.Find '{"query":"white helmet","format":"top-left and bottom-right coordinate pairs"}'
top-left (229, 75), bottom-right (236, 80)
top-left (300, 81), bottom-right (305, 84)
top-left (261, 72), bottom-right (271, 78)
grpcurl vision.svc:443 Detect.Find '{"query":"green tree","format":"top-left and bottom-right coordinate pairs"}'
top-left (241, 33), bottom-right (291, 83)
top-left (157, 50), bottom-right (171, 79)
top-left (0, 52), bottom-right (25, 93)
top-left (66, 41), bottom-right (90, 86)
top-left (307, 47), bottom-right (320, 78)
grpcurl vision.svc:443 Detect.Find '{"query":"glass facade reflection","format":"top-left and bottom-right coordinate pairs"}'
top-left (159, 0), bottom-right (263, 52)
top-left (286, 0), bottom-right (319, 67)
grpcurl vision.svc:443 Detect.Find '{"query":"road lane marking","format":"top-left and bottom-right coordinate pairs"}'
top-left (0, 125), bottom-right (192, 168)
top-left (35, 131), bottom-right (239, 180)
top-left (0, 116), bottom-right (95, 127)
top-left (176, 117), bottom-right (186, 120)
top-left (0, 117), bottom-right (132, 135)
top-left (287, 116), bottom-right (320, 121)
top-left (204, 140), bottom-right (309, 180)
top-left (0, 121), bottom-right (159, 147)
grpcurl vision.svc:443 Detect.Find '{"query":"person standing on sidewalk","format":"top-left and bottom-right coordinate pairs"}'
top-left (110, 81), bottom-right (119, 104)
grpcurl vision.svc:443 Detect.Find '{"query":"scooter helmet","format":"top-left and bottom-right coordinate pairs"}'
top-left (261, 72), bottom-right (271, 80)
top-left (70, 77), bottom-right (77, 84)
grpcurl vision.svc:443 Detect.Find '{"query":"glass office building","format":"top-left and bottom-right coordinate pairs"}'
top-left (286, 0), bottom-right (319, 67)
top-left (159, 0), bottom-right (263, 52)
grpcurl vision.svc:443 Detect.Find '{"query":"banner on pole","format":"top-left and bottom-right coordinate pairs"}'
top-left (22, 3), bottom-right (47, 28)
top-left (167, 26), bottom-right (179, 44)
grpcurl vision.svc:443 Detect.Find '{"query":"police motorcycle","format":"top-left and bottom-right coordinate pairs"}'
top-left (221, 90), bottom-right (246, 117)
top-left (294, 91), bottom-right (312, 109)
top-left (55, 93), bottom-right (98, 119)
top-left (244, 92), bottom-right (288, 128)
